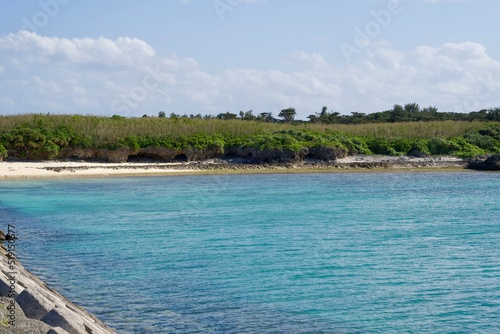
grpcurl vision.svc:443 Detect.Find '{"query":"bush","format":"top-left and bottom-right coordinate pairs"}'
top-left (410, 139), bottom-right (431, 156)
top-left (243, 133), bottom-right (303, 152)
top-left (478, 125), bottom-right (500, 140)
top-left (428, 137), bottom-right (460, 155)
top-left (367, 138), bottom-right (398, 156)
top-left (48, 125), bottom-right (75, 147)
top-left (0, 143), bottom-right (7, 160)
top-left (392, 138), bottom-right (412, 155)
top-left (5, 126), bottom-right (59, 160)
top-left (449, 137), bottom-right (485, 158)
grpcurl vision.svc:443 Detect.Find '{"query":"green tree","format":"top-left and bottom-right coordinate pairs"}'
top-left (390, 104), bottom-right (406, 122)
top-left (307, 114), bottom-right (319, 123)
top-left (404, 103), bottom-right (420, 113)
top-left (239, 110), bottom-right (256, 121)
top-left (320, 106), bottom-right (328, 117)
top-left (217, 112), bottom-right (238, 120)
top-left (158, 111), bottom-right (166, 118)
top-left (278, 107), bottom-right (296, 123)
top-left (258, 112), bottom-right (275, 122)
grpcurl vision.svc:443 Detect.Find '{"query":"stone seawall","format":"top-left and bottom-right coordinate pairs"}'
top-left (0, 239), bottom-right (115, 334)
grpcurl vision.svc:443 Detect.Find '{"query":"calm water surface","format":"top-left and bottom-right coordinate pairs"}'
top-left (0, 172), bottom-right (499, 333)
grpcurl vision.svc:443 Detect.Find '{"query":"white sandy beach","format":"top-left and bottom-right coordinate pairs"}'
top-left (0, 156), bottom-right (467, 179)
top-left (0, 161), bottom-right (197, 179)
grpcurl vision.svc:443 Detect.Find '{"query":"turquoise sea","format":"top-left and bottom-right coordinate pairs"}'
top-left (1, 172), bottom-right (499, 333)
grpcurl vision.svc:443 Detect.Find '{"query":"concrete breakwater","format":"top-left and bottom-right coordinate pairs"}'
top-left (0, 233), bottom-right (115, 334)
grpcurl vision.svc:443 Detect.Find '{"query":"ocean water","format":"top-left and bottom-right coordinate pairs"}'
top-left (1, 172), bottom-right (499, 333)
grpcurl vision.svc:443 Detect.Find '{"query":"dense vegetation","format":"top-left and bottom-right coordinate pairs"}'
top-left (161, 104), bottom-right (500, 124)
top-left (0, 113), bottom-right (499, 162)
top-left (306, 104), bottom-right (500, 124)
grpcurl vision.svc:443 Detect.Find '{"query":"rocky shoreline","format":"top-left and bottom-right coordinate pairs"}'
top-left (0, 155), bottom-right (475, 179)
top-left (0, 235), bottom-right (115, 334)
top-left (45, 161), bottom-right (466, 173)
top-left (41, 155), bottom-right (470, 173)
top-left (467, 154), bottom-right (500, 170)
top-left (2, 154), bottom-right (499, 179)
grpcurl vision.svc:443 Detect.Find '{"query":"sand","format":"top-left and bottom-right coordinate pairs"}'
top-left (0, 156), bottom-right (468, 179)
top-left (0, 161), bottom-right (197, 179)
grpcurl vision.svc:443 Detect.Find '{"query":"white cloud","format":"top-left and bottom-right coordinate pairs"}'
top-left (291, 51), bottom-right (330, 71)
top-left (368, 48), bottom-right (405, 69)
top-left (0, 31), bottom-right (499, 118)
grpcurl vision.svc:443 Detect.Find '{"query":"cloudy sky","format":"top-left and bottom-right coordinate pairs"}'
top-left (1, 0), bottom-right (499, 119)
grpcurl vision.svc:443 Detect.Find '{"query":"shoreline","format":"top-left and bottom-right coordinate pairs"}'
top-left (0, 155), bottom-right (470, 179)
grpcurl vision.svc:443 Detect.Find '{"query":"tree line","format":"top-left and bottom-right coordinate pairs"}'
top-left (150, 104), bottom-right (500, 124)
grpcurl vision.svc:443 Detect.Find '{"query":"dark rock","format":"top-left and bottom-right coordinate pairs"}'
top-left (132, 146), bottom-right (178, 161)
top-left (232, 147), bottom-right (308, 164)
top-left (60, 145), bottom-right (225, 163)
top-left (467, 154), bottom-right (500, 170)
top-left (183, 146), bottom-right (224, 161)
top-left (306, 146), bottom-right (347, 161)
top-left (59, 147), bottom-right (134, 163)
top-left (409, 149), bottom-right (429, 158)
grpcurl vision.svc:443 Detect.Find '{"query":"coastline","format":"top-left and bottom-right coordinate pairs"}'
top-left (0, 155), bottom-right (469, 179)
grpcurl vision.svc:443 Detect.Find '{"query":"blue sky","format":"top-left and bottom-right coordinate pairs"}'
top-left (1, 0), bottom-right (499, 119)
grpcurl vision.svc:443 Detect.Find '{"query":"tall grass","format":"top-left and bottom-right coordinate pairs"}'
top-left (1, 114), bottom-right (496, 143)
top-left (301, 121), bottom-right (495, 139)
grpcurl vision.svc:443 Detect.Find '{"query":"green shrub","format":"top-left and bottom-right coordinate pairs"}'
top-left (449, 137), bottom-right (485, 158)
top-left (0, 143), bottom-right (7, 160)
top-left (5, 126), bottom-right (59, 159)
top-left (243, 133), bottom-right (303, 152)
top-left (478, 125), bottom-right (500, 140)
top-left (427, 137), bottom-right (460, 155)
top-left (411, 139), bottom-right (431, 156)
top-left (464, 132), bottom-right (500, 152)
top-left (367, 138), bottom-right (398, 156)
top-left (48, 125), bottom-right (75, 147)
top-left (392, 138), bottom-right (412, 155)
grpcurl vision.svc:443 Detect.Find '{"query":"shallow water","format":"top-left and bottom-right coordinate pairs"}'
top-left (1, 172), bottom-right (499, 333)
